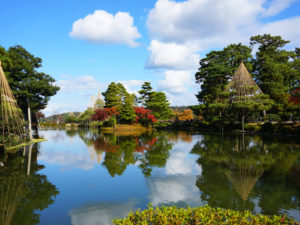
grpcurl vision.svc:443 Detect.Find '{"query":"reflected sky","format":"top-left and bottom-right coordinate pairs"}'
top-left (6, 129), bottom-right (298, 224)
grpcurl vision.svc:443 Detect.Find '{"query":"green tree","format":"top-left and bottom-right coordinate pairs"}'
top-left (5, 45), bottom-right (60, 116)
top-left (102, 82), bottom-right (128, 110)
top-left (119, 93), bottom-right (136, 124)
top-left (195, 43), bottom-right (252, 104)
top-left (138, 81), bottom-right (153, 106)
top-left (146, 91), bottom-right (172, 120)
top-left (250, 34), bottom-right (297, 113)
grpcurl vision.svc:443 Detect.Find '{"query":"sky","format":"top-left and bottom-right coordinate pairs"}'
top-left (1, 0), bottom-right (300, 116)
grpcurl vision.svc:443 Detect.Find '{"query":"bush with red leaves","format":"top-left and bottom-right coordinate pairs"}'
top-left (135, 107), bottom-right (157, 126)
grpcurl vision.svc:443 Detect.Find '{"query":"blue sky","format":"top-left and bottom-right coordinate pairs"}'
top-left (1, 0), bottom-right (300, 115)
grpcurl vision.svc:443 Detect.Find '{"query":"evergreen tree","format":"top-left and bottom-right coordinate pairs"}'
top-left (2, 45), bottom-right (59, 117)
top-left (102, 82), bottom-right (127, 110)
top-left (119, 93), bottom-right (136, 124)
top-left (146, 91), bottom-right (172, 120)
top-left (250, 34), bottom-right (297, 111)
top-left (138, 81), bottom-right (153, 106)
top-left (195, 44), bottom-right (252, 104)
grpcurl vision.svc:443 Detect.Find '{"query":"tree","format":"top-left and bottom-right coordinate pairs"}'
top-left (102, 82), bottom-right (128, 110)
top-left (250, 34), bottom-right (297, 112)
top-left (135, 107), bottom-right (157, 127)
top-left (119, 93), bottom-right (136, 124)
top-left (5, 45), bottom-right (59, 116)
top-left (195, 43), bottom-right (252, 104)
top-left (138, 82), bottom-right (153, 106)
top-left (176, 109), bottom-right (194, 121)
top-left (94, 98), bottom-right (105, 110)
top-left (146, 91), bottom-right (172, 120)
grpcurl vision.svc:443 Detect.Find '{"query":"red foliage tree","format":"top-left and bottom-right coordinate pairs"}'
top-left (135, 107), bottom-right (157, 126)
top-left (289, 88), bottom-right (300, 105)
top-left (92, 107), bottom-right (119, 121)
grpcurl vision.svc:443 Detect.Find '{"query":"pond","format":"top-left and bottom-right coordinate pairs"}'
top-left (0, 129), bottom-right (300, 225)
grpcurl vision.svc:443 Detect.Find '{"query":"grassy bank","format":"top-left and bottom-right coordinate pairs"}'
top-left (113, 205), bottom-right (299, 225)
top-left (5, 138), bottom-right (47, 151)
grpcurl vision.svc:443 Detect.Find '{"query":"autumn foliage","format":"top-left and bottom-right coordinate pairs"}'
top-left (289, 88), bottom-right (300, 105)
top-left (135, 107), bottom-right (157, 126)
top-left (175, 109), bottom-right (194, 121)
top-left (92, 107), bottom-right (119, 121)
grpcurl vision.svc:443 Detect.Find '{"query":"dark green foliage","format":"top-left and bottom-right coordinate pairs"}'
top-left (102, 82), bottom-right (125, 110)
top-left (146, 91), bottom-right (172, 121)
top-left (2, 45), bottom-right (60, 116)
top-left (119, 93), bottom-right (136, 124)
top-left (195, 43), bottom-right (252, 104)
top-left (250, 34), bottom-right (298, 108)
top-left (138, 81), bottom-right (153, 106)
top-left (113, 205), bottom-right (298, 225)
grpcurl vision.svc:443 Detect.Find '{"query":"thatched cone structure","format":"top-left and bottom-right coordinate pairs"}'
top-left (0, 60), bottom-right (26, 147)
top-left (226, 62), bottom-right (263, 100)
top-left (226, 62), bottom-right (264, 131)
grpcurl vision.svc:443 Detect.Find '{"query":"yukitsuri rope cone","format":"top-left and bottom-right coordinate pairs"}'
top-left (226, 62), bottom-right (263, 101)
top-left (0, 60), bottom-right (26, 147)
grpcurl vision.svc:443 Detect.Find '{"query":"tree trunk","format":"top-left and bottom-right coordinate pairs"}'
top-left (241, 112), bottom-right (245, 132)
top-left (27, 101), bottom-right (33, 140)
top-left (27, 144), bottom-right (33, 175)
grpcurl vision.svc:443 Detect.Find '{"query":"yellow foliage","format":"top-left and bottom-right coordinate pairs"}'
top-left (177, 109), bottom-right (194, 121)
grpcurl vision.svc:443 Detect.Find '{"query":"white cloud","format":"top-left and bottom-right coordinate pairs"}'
top-left (118, 80), bottom-right (144, 96)
top-left (262, 0), bottom-right (297, 17)
top-left (258, 16), bottom-right (300, 47)
top-left (146, 40), bottom-right (199, 70)
top-left (56, 75), bottom-right (106, 94)
top-left (70, 10), bottom-right (141, 47)
top-left (147, 0), bottom-right (264, 43)
top-left (157, 70), bottom-right (193, 94)
top-left (146, 0), bottom-right (300, 49)
top-left (70, 201), bottom-right (137, 225)
top-left (147, 175), bottom-right (201, 207)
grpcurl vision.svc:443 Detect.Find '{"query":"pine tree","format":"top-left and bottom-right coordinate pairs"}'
top-left (119, 93), bottom-right (136, 124)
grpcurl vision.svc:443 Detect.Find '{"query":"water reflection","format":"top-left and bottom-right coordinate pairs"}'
top-left (191, 134), bottom-right (300, 216)
top-left (74, 129), bottom-right (174, 177)
top-left (69, 200), bottom-right (138, 225)
top-left (0, 144), bottom-right (59, 225)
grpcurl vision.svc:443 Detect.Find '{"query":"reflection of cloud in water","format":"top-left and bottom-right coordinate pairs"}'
top-left (165, 141), bottom-right (201, 176)
top-left (69, 200), bottom-right (137, 225)
top-left (39, 148), bottom-right (97, 170)
top-left (147, 175), bottom-right (201, 207)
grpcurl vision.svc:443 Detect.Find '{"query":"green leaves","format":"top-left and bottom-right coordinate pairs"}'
top-left (113, 205), bottom-right (298, 224)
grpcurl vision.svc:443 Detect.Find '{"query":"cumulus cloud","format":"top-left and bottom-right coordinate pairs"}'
top-left (70, 10), bottom-right (141, 47)
top-left (146, 40), bottom-right (199, 70)
top-left (146, 0), bottom-right (300, 48)
top-left (147, 175), bottom-right (201, 207)
top-left (157, 70), bottom-right (193, 95)
top-left (147, 0), bottom-right (263, 43)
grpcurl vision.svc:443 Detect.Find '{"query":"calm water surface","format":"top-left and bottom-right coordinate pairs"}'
top-left (0, 129), bottom-right (300, 224)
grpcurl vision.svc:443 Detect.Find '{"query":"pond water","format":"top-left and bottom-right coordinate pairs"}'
top-left (0, 129), bottom-right (300, 225)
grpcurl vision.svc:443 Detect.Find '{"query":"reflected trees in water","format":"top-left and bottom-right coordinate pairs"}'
top-left (74, 129), bottom-right (174, 177)
top-left (0, 144), bottom-right (59, 225)
top-left (191, 134), bottom-right (300, 215)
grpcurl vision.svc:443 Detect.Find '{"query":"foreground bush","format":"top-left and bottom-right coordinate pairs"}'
top-left (113, 205), bottom-right (299, 225)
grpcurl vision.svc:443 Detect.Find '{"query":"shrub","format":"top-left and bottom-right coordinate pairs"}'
top-left (244, 124), bottom-right (261, 132)
top-left (265, 113), bottom-right (281, 122)
top-left (104, 117), bottom-right (116, 127)
top-left (112, 205), bottom-right (298, 225)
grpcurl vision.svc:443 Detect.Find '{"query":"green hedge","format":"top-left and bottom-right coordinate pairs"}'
top-left (113, 205), bottom-right (298, 225)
